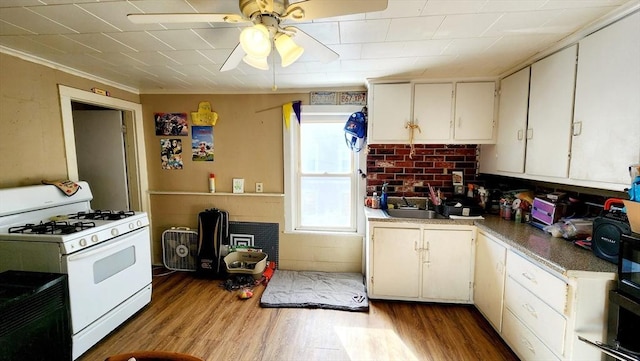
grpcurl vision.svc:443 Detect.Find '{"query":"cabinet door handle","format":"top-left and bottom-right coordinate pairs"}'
top-left (526, 128), bottom-right (533, 140)
top-left (521, 272), bottom-right (537, 284)
top-left (522, 303), bottom-right (538, 318)
top-left (520, 337), bottom-right (535, 354)
top-left (517, 129), bottom-right (523, 140)
top-left (414, 240), bottom-right (418, 251)
top-left (457, 116), bottom-right (462, 128)
top-left (572, 121), bottom-right (582, 136)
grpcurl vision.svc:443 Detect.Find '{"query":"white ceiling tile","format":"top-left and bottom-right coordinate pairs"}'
top-left (0, 1), bottom-right (44, 6)
top-left (361, 41), bottom-right (406, 58)
top-left (479, 1), bottom-right (548, 13)
top-left (339, 19), bottom-right (391, 43)
top-left (27, 4), bottom-right (120, 33)
top-left (543, 6), bottom-right (619, 29)
top-left (442, 37), bottom-right (500, 55)
top-left (62, 33), bottom-right (139, 52)
top-left (293, 22), bottom-right (341, 45)
top-left (22, 34), bottom-right (102, 53)
top-left (0, 20), bottom-right (36, 36)
top-left (422, 1), bottom-right (487, 15)
top-left (540, 0), bottom-right (628, 10)
top-left (366, 1), bottom-right (428, 19)
top-left (192, 27), bottom-right (243, 49)
top-left (433, 13), bottom-right (503, 39)
top-left (106, 31), bottom-right (175, 52)
top-left (0, 6), bottom-right (75, 34)
top-left (483, 9), bottom-right (565, 36)
top-left (327, 43), bottom-right (363, 60)
top-left (77, 1), bottom-right (165, 32)
top-left (386, 16), bottom-right (445, 41)
top-left (0, 35), bottom-right (66, 55)
top-left (127, 0), bottom-right (219, 30)
top-left (146, 29), bottom-right (216, 50)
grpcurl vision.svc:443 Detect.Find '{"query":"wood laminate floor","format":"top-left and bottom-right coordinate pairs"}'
top-left (79, 269), bottom-right (519, 361)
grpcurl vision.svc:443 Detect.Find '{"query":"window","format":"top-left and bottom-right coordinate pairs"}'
top-left (284, 105), bottom-right (364, 233)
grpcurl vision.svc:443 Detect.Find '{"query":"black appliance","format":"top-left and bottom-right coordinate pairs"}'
top-left (592, 211), bottom-right (632, 264)
top-left (0, 270), bottom-right (71, 361)
top-left (618, 232), bottom-right (640, 301)
top-left (605, 290), bottom-right (640, 359)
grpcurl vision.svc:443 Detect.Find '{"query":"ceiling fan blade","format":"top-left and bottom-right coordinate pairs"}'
top-left (290, 27), bottom-right (339, 64)
top-left (127, 13), bottom-right (249, 24)
top-left (284, 0), bottom-right (388, 21)
top-left (220, 43), bottom-right (246, 72)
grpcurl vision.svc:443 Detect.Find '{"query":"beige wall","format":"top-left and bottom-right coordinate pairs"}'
top-left (0, 52), bottom-right (363, 273)
top-left (141, 93), bottom-right (363, 272)
top-left (0, 53), bottom-right (139, 188)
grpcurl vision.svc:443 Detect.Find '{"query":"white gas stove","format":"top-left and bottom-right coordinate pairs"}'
top-left (0, 181), bottom-right (152, 360)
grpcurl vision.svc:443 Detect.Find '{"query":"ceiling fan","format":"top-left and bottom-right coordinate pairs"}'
top-left (128, 0), bottom-right (388, 72)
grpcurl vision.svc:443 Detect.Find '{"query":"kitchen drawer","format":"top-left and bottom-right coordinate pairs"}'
top-left (504, 276), bottom-right (566, 356)
top-left (502, 308), bottom-right (561, 361)
top-left (506, 250), bottom-right (567, 313)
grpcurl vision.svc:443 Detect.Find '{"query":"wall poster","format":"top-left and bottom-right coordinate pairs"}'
top-left (191, 126), bottom-right (214, 162)
top-left (160, 138), bottom-right (183, 170)
top-left (155, 112), bottom-right (188, 136)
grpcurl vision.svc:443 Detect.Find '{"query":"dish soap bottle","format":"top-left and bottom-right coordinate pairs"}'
top-left (380, 183), bottom-right (389, 210)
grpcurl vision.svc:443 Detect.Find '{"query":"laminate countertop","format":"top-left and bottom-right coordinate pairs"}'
top-left (365, 208), bottom-right (617, 277)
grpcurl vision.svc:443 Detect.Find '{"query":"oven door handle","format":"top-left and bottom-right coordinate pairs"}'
top-left (66, 228), bottom-right (147, 261)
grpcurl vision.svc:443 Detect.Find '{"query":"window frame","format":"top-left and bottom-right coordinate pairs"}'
top-left (283, 105), bottom-right (365, 234)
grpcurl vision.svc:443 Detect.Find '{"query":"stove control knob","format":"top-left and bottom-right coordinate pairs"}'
top-left (137, 220), bottom-right (143, 227)
top-left (91, 235), bottom-right (99, 243)
top-left (129, 223), bottom-right (134, 230)
top-left (79, 238), bottom-right (87, 247)
top-left (111, 228), bottom-right (119, 237)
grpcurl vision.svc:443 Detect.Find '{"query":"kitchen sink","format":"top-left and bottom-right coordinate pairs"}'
top-left (384, 209), bottom-right (447, 219)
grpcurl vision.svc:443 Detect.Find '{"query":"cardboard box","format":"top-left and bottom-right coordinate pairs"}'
top-left (623, 200), bottom-right (640, 234)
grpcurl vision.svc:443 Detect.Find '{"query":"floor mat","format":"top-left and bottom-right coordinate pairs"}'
top-left (260, 270), bottom-right (369, 312)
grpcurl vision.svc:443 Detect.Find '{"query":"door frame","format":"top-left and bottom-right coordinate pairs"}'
top-left (58, 85), bottom-right (149, 214)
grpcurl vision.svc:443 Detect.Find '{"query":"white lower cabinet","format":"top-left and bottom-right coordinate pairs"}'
top-left (421, 228), bottom-right (475, 302)
top-left (473, 231), bottom-right (506, 331)
top-left (366, 222), bottom-right (475, 303)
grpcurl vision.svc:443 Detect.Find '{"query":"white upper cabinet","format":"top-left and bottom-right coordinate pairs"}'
top-left (368, 81), bottom-right (496, 144)
top-left (525, 45), bottom-right (577, 179)
top-left (570, 11), bottom-right (640, 186)
top-left (368, 83), bottom-right (412, 143)
top-left (454, 82), bottom-right (496, 142)
top-left (413, 83), bottom-right (453, 142)
top-left (495, 67), bottom-right (531, 174)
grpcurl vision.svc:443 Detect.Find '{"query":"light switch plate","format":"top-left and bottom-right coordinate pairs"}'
top-left (255, 182), bottom-right (263, 193)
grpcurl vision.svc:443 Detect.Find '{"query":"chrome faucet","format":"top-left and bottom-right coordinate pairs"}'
top-left (401, 196), bottom-right (412, 207)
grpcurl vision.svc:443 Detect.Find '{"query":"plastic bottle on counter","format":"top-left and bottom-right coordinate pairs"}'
top-left (372, 192), bottom-right (380, 209)
top-left (515, 208), bottom-right (522, 223)
top-left (209, 173), bottom-right (216, 193)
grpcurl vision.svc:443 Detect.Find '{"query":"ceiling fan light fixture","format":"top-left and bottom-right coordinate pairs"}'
top-left (274, 33), bottom-right (304, 67)
top-left (240, 24), bottom-right (271, 57)
top-left (242, 54), bottom-right (269, 70)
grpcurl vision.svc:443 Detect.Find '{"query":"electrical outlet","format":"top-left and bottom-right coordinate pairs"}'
top-left (255, 182), bottom-right (263, 193)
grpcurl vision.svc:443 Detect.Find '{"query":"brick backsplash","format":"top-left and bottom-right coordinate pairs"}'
top-left (366, 144), bottom-right (479, 198)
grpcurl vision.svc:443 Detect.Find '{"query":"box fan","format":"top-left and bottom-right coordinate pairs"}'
top-left (162, 227), bottom-right (197, 271)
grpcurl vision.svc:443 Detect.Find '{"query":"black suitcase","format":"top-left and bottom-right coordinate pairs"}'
top-left (196, 208), bottom-right (229, 278)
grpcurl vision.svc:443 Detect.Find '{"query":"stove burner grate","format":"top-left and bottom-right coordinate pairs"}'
top-left (9, 221), bottom-right (96, 235)
top-left (70, 210), bottom-right (135, 221)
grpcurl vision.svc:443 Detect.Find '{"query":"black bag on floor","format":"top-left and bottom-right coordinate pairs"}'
top-left (196, 208), bottom-right (229, 278)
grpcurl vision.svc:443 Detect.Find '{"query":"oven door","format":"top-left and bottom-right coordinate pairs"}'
top-left (619, 233), bottom-right (640, 301)
top-left (63, 227), bottom-right (151, 334)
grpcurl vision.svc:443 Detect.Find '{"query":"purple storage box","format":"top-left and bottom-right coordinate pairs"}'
top-left (531, 197), bottom-right (565, 225)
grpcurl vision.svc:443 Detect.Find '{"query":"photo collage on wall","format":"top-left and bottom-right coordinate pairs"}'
top-left (154, 107), bottom-right (215, 170)
top-left (155, 113), bottom-right (187, 170)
